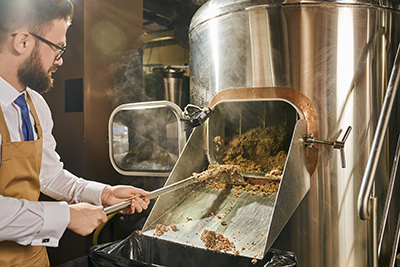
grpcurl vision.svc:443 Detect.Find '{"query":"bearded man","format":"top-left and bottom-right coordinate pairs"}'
top-left (0, 1), bottom-right (150, 266)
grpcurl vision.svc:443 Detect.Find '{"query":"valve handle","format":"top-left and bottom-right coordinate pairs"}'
top-left (340, 148), bottom-right (346, 168)
top-left (338, 126), bottom-right (352, 168)
top-left (305, 126), bottom-right (352, 168)
top-left (341, 126), bottom-right (352, 143)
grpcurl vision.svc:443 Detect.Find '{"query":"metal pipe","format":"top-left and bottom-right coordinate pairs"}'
top-left (369, 197), bottom-right (379, 267)
top-left (104, 172), bottom-right (211, 215)
top-left (389, 211), bottom-right (400, 267)
top-left (378, 134), bottom-right (400, 255)
top-left (358, 42), bottom-right (400, 220)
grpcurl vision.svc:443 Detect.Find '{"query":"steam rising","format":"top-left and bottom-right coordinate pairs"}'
top-left (108, 48), bottom-right (146, 107)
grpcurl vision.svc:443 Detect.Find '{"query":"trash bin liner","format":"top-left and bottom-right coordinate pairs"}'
top-left (89, 231), bottom-right (297, 267)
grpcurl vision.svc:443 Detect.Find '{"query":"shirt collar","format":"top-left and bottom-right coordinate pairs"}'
top-left (0, 76), bottom-right (26, 107)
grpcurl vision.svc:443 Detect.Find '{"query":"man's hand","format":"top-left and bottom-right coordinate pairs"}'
top-left (67, 203), bottom-right (107, 236)
top-left (101, 185), bottom-right (150, 214)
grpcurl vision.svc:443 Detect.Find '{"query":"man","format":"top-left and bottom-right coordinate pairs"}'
top-left (0, 0), bottom-right (150, 266)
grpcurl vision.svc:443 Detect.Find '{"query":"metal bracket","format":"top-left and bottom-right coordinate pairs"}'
top-left (181, 104), bottom-right (215, 131)
top-left (305, 126), bottom-right (352, 168)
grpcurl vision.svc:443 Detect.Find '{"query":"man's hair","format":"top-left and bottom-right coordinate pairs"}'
top-left (0, 0), bottom-right (74, 47)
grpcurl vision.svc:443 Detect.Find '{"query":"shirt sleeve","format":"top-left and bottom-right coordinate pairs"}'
top-left (0, 195), bottom-right (69, 247)
top-left (0, 90), bottom-right (108, 247)
top-left (41, 169), bottom-right (107, 206)
top-left (32, 91), bottom-right (107, 206)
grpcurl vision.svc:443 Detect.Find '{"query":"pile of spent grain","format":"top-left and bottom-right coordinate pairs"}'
top-left (216, 126), bottom-right (288, 174)
top-left (200, 229), bottom-right (237, 253)
top-left (154, 224), bottom-right (169, 237)
top-left (193, 165), bottom-right (240, 183)
top-left (153, 223), bottom-right (179, 237)
top-left (201, 164), bottom-right (280, 197)
top-left (233, 182), bottom-right (280, 197)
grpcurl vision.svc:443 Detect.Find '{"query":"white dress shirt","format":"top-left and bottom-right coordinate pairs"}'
top-left (0, 76), bottom-right (107, 247)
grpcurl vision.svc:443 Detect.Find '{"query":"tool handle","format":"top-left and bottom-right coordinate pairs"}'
top-left (104, 174), bottom-right (200, 215)
top-left (103, 200), bottom-right (132, 215)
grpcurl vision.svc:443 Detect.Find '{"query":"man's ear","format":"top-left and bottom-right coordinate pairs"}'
top-left (12, 32), bottom-right (33, 55)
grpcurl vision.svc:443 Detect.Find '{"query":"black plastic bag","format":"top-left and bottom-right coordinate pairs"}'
top-left (89, 231), bottom-right (297, 267)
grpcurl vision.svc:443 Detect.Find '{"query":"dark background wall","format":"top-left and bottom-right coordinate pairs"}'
top-left (43, 0), bottom-right (145, 265)
top-left (41, 0), bottom-right (205, 265)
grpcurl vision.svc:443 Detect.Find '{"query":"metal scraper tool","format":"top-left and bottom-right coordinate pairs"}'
top-left (103, 165), bottom-right (245, 215)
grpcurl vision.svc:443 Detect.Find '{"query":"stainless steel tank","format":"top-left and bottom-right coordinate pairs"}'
top-left (189, 0), bottom-right (400, 266)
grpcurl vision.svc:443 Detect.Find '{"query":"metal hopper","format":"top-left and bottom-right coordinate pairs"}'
top-left (141, 88), bottom-right (316, 260)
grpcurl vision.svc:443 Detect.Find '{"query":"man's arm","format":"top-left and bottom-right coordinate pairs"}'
top-left (0, 195), bottom-right (69, 247)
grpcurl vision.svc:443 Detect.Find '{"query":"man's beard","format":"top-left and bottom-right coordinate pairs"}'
top-left (17, 46), bottom-right (57, 94)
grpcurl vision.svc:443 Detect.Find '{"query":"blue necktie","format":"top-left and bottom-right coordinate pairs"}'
top-left (14, 94), bottom-right (34, 141)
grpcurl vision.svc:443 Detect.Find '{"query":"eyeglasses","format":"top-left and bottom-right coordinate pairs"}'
top-left (11, 32), bottom-right (66, 61)
top-left (28, 32), bottom-right (66, 61)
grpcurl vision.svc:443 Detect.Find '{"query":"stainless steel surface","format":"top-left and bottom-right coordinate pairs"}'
top-left (390, 213), bottom-right (400, 267)
top-left (104, 200), bottom-right (133, 215)
top-left (358, 43), bottom-right (400, 220)
top-left (164, 76), bottom-right (183, 105)
top-left (264, 120), bottom-right (309, 252)
top-left (189, 0), bottom-right (400, 33)
top-left (370, 197), bottom-right (379, 267)
top-left (104, 166), bottom-right (244, 215)
top-left (108, 101), bottom-right (185, 177)
top-left (153, 67), bottom-right (186, 107)
top-left (142, 118), bottom-right (310, 259)
top-left (305, 126), bottom-right (352, 168)
top-left (143, 189), bottom-right (278, 259)
top-left (143, 121), bottom-right (208, 231)
top-left (378, 135), bottom-right (400, 255)
top-left (189, 0), bottom-right (400, 266)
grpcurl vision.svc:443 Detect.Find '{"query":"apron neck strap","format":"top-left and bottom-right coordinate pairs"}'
top-left (0, 104), bottom-right (11, 143)
top-left (25, 91), bottom-right (42, 138)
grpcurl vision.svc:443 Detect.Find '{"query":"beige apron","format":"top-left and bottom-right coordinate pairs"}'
top-left (0, 93), bottom-right (49, 267)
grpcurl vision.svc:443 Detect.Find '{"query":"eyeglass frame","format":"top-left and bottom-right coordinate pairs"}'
top-left (11, 32), bottom-right (66, 61)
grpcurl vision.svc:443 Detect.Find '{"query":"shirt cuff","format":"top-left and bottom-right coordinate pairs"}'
top-left (81, 181), bottom-right (108, 206)
top-left (31, 201), bottom-right (69, 247)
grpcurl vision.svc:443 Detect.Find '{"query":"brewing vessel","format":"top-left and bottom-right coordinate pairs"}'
top-left (186, 0), bottom-right (400, 266)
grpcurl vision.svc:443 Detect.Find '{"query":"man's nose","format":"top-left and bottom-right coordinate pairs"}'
top-left (54, 57), bottom-right (63, 66)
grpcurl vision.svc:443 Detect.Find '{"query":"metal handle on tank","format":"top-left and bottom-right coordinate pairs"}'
top-left (358, 42), bottom-right (400, 221)
top-left (305, 126), bottom-right (352, 168)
